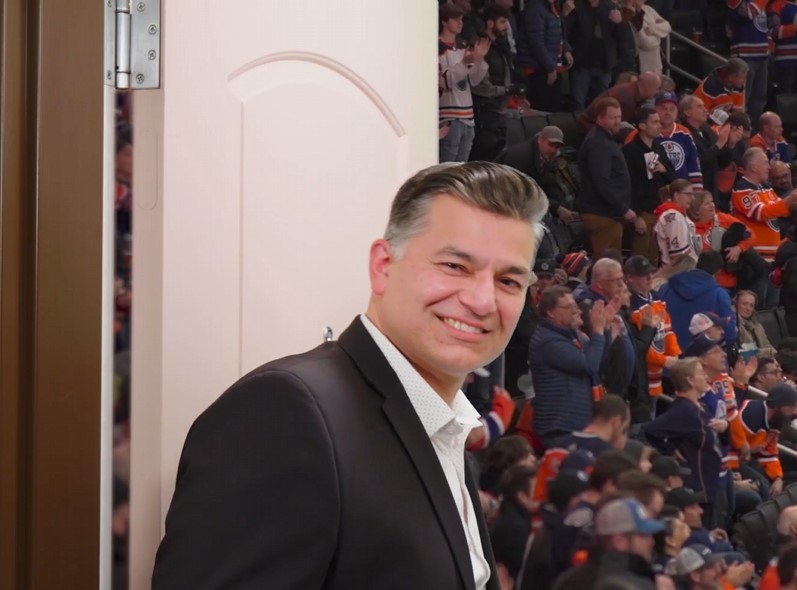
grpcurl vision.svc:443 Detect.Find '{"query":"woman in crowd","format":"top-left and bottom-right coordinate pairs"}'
top-left (654, 180), bottom-right (701, 279)
top-left (689, 190), bottom-right (755, 292)
top-left (629, 0), bottom-right (671, 74)
top-left (643, 357), bottom-right (723, 528)
top-left (734, 290), bottom-right (775, 358)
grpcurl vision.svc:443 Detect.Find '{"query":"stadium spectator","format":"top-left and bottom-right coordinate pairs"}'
top-left (624, 105), bottom-right (677, 262)
top-left (769, 0), bottom-right (797, 94)
top-left (549, 451), bottom-right (640, 578)
top-left (679, 95), bottom-right (744, 199)
top-left (750, 356), bottom-right (785, 392)
top-left (651, 92), bottom-right (704, 189)
top-left (737, 382), bottom-right (797, 498)
top-left (530, 286), bottom-right (610, 448)
top-left (692, 58), bottom-right (749, 115)
top-left (654, 180), bottom-right (700, 274)
top-left (726, 0), bottom-right (770, 122)
top-left (750, 112), bottom-right (794, 164)
top-left (452, 0), bottom-right (481, 46)
top-left (689, 191), bottom-right (756, 291)
top-left (652, 513), bottom-right (691, 571)
top-left (630, 0), bottom-right (671, 74)
top-left (492, 0), bottom-right (519, 56)
top-left (553, 497), bottom-right (663, 590)
top-left (716, 111), bottom-right (753, 213)
top-left (771, 160), bottom-right (795, 198)
top-left (578, 71), bottom-right (661, 132)
top-left (731, 147), bottom-right (797, 266)
top-left (532, 258), bottom-right (558, 304)
top-left (617, 469), bottom-right (668, 517)
top-left (479, 434), bottom-right (536, 497)
top-left (664, 487), bottom-right (733, 552)
top-left (564, 0), bottom-right (623, 111)
top-left (438, 4), bottom-right (490, 162)
top-left (734, 290), bottom-right (776, 357)
top-left (515, 0), bottom-right (573, 112)
top-left (664, 544), bottom-right (728, 590)
top-left (658, 251), bottom-right (738, 348)
top-left (643, 358), bottom-right (724, 527)
top-left (625, 255), bottom-right (681, 412)
top-left (490, 464), bottom-right (538, 584)
top-left (651, 456), bottom-right (690, 490)
top-left (534, 394), bottom-right (631, 503)
top-left (614, 0), bottom-right (640, 79)
top-left (759, 509), bottom-right (797, 590)
top-left (561, 250), bottom-right (591, 292)
top-left (577, 97), bottom-right (635, 256)
top-left (688, 312), bottom-right (730, 343)
top-left (470, 5), bottom-right (517, 161)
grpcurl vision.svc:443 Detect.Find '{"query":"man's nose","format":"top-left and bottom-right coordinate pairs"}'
top-left (459, 273), bottom-right (498, 317)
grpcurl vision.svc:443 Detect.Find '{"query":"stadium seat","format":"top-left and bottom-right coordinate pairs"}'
top-left (759, 500), bottom-right (781, 535)
top-left (733, 510), bottom-right (775, 572)
top-left (505, 116), bottom-right (526, 147)
top-left (787, 482), bottom-right (797, 505)
top-left (522, 115), bottom-right (549, 142)
top-left (775, 492), bottom-right (793, 512)
top-left (758, 307), bottom-right (788, 348)
top-left (546, 112), bottom-right (583, 150)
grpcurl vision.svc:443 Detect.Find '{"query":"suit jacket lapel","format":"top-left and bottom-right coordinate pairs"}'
top-left (338, 318), bottom-right (476, 590)
top-left (465, 461), bottom-right (500, 590)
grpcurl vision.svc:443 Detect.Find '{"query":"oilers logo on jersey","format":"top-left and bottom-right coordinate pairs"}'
top-left (661, 140), bottom-right (686, 171)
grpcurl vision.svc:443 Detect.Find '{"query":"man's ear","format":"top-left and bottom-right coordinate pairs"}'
top-left (369, 239), bottom-right (394, 296)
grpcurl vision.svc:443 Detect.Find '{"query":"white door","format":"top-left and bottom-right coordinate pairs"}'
top-left (128, 1), bottom-right (437, 587)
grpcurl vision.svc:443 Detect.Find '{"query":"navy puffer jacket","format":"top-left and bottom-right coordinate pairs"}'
top-left (516, 0), bottom-right (570, 72)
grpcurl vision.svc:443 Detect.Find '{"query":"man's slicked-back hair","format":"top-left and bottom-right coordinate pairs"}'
top-left (592, 394), bottom-right (630, 422)
top-left (384, 162), bottom-right (548, 257)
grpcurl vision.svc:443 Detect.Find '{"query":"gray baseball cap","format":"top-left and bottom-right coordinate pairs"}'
top-left (665, 544), bottom-right (725, 576)
top-left (540, 125), bottom-right (565, 145)
top-left (595, 498), bottom-right (665, 536)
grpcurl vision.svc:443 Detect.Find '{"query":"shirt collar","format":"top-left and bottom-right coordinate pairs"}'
top-left (359, 314), bottom-right (481, 437)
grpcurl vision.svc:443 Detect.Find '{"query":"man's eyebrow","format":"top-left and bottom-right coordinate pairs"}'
top-left (435, 246), bottom-right (531, 277)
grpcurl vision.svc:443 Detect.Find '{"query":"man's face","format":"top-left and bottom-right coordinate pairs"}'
top-left (517, 479), bottom-right (536, 511)
top-left (685, 101), bottom-right (709, 126)
top-left (368, 194), bottom-right (534, 394)
top-left (444, 16), bottom-right (464, 36)
top-left (627, 533), bottom-right (655, 561)
top-left (655, 102), bottom-right (678, 129)
top-left (683, 503), bottom-right (704, 528)
top-left (490, 17), bottom-right (510, 37)
top-left (764, 115), bottom-right (783, 141)
top-left (626, 273), bottom-right (653, 296)
top-left (771, 162), bottom-right (793, 191)
top-left (690, 563), bottom-right (721, 588)
top-left (639, 113), bottom-right (662, 140)
top-left (701, 345), bottom-right (727, 374)
top-left (646, 490), bottom-right (665, 518)
top-left (727, 72), bottom-right (748, 89)
top-left (705, 325), bottom-right (724, 341)
top-left (535, 274), bottom-right (556, 293)
top-left (640, 77), bottom-right (662, 99)
top-left (757, 362), bottom-right (784, 392)
top-left (609, 413), bottom-right (631, 449)
top-left (537, 135), bottom-right (561, 160)
top-left (598, 106), bottom-right (623, 135)
top-left (668, 474), bottom-right (684, 489)
top-left (596, 266), bottom-right (625, 300)
top-left (548, 293), bottom-right (583, 330)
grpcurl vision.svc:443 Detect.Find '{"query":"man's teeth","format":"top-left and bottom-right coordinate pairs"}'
top-left (443, 318), bottom-right (483, 334)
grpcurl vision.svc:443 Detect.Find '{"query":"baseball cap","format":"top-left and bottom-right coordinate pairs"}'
top-left (655, 91), bottom-right (679, 106)
top-left (688, 312), bottom-right (729, 336)
top-left (683, 334), bottom-right (725, 358)
top-left (594, 497), bottom-right (665, 536)
top-left (665, 544), bottom-right (725, 576)
top-left (560, 449), bottom-right (596, 473)
top-left (651, 456), bottom-right (692, 479)
top-left (623, 255), bottom-right (656, 277)
top-left (767, 383), bottom-right (797, 408)
top-left (548, 469), bottom-right (591, 511)
top-left (534, 258), bottom-right (557, 277)
top-left (540, 125), bottom-right (565, 145)
top-left (561, 251), bottom-right (591, 277)
top-left (665, 487), bottom-right (706, 509)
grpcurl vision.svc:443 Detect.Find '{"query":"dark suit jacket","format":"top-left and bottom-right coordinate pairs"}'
top-left (152, 317), bottom-right (500, 590)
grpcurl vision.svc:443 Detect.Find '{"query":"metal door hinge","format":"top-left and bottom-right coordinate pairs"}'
top-left (104, 0), bottom-right (161, 89)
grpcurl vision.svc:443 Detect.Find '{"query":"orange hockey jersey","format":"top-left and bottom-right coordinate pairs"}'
top-left (629, 298), bottom-right (681, 396)
top-left (731, 177), bottom-right (791, 262)
top-left (738, 399), bottom-right (784, 480)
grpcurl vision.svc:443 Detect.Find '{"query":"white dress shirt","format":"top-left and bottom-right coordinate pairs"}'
top-left (361, 314), bottom-right (490, 590)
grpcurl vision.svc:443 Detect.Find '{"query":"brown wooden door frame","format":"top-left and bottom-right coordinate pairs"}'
top-left (1, 0), bottom-right (106, 587)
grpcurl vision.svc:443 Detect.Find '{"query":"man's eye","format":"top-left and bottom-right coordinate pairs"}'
top-left (442, 262), bottom-right (465, 272)
top-left (499, 278), bottom-right (523, 290)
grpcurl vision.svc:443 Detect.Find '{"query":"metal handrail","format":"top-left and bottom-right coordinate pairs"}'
top-left (663, 30), bottom-right (729, 84)
top-left (658, 393), bottom-right (797, 459)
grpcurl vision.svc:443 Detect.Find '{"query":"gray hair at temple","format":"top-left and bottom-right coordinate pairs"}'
top-left (384, 161), bottom-right (549, 259)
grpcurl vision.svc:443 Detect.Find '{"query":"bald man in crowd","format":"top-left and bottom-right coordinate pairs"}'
top-left (578, 71), bottom-right (662, 133)
top-left (751, 112), bottom-right (793, 164)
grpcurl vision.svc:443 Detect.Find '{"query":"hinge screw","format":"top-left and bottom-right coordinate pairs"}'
top-left (107, 70), bottom-right (112, 80)
top-left (136, 2), bottom-right (146, 12)
top-left (148, 50), bottom-right (157, 60)
top-left (136, 73), bottom-right (145, 84)
top-left (106, 0), bottom-right (111, 6)
top-left (148, 24), bottom-right (158, 34)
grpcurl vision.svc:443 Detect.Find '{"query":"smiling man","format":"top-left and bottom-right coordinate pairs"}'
top-left (152, 162), bottom-right (548, 590)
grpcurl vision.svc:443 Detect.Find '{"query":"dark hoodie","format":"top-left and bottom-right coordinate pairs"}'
top-left (552, 548), bottom-right (656, 590)
top-left (657, 269), bottom-right (737, 349)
